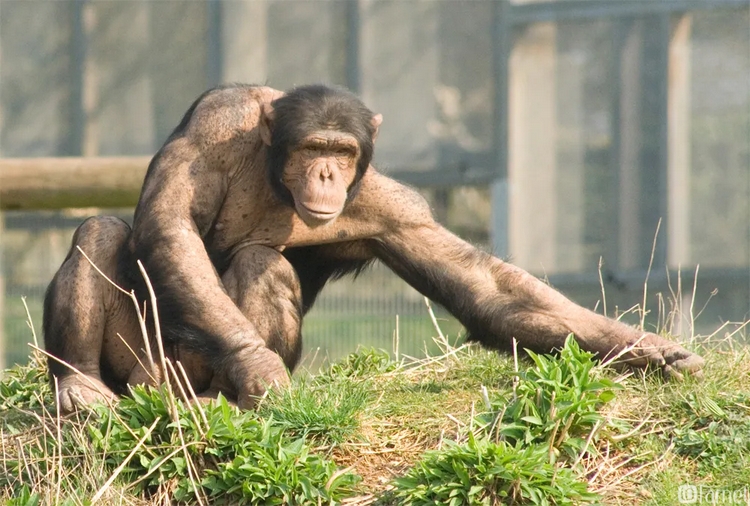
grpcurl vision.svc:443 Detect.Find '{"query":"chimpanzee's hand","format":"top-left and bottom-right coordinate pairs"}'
top-left (235, 346), bottom-right (291, 410)
top-left (619, 332), bottom-right (704, 380)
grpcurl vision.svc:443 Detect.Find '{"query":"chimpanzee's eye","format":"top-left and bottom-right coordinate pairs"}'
top-left (334, 146), bottom-right (354, 156)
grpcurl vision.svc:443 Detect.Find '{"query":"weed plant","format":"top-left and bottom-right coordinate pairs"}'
top-left (392, 433), bottom-right (598, 506)
top-left (391, 336), bottom-right (609, 505)
top-left (482, 335), bottom-right (622, 460)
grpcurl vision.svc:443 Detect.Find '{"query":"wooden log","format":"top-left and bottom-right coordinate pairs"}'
top-left (0, 156), bottom-right (151, 210)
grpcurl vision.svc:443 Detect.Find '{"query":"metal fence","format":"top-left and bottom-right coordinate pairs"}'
top-left (1, 0), bottom-right (748, 369)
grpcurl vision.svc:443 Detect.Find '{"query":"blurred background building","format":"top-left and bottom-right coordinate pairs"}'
top-left (0, 0), bottom-right (748, 370)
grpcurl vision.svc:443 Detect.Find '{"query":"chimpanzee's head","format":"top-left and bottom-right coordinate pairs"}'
top-left (259, 85), bottom-right (382, 225)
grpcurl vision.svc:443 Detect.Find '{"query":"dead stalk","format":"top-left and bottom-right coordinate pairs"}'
top-left (597, 257), bottom-right (608, 318)
top-left (641, 219), bottom-right (661, 331)
top-left (176, 361), bottom-right (210, 431)
top-left (165, 360), bottom-right (206, 437)
top-left (424, 297), bottom-right (450, 351)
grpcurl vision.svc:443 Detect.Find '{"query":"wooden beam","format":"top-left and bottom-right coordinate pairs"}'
top-left (0, 156), bottom-right (150, 210)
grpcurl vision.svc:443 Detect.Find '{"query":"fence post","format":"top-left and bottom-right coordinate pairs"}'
top-left (668, 14), bottom-right (693, 338)
top-left (507, 21), bottom-right (558, 272)
top-left (667, 14), bottom-right (692, 269)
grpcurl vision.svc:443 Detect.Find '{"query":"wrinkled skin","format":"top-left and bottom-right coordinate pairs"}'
top-left (43, 84), bottom-right (704, 414)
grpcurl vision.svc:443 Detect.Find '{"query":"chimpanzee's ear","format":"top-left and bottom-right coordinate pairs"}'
top-left (259, 103), bottom-right (275, 146)
top-left (371, 114), bottom-right (383, 142)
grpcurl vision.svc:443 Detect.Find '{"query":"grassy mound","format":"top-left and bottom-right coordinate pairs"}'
top-left (1, 331), bottom-right (748, 505)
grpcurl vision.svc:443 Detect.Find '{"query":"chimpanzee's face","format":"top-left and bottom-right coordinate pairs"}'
top-left (259, 85), bottom-right (382, 226)
top-left (280, 129), bottom-right (361, 225)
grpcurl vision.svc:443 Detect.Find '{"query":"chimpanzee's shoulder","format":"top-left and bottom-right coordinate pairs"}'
top-left (169, 84), bottom-right (283, 148)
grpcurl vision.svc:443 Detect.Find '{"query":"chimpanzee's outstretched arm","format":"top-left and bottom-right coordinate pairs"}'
top-left (366, 173), bottom-right (704, 377)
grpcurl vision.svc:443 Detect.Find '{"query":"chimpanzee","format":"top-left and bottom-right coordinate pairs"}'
top-left (43, 84), bottom-right (704, 413)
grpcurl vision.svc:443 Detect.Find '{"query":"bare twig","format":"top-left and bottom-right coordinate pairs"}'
top-left (641, 219), bottom-right (661, 331)
top-left (512, 337), bottom-right (519, 400)
top-left (165, 360), bottom-right (206, 437)
top-left (116, 332), bottom-right (158, 386)
top-left (598, 257), bottom-right (608, 318)
top-left (21, 297), bottom-right (40, 351)
top-left (424, 297), bottom-right (449, 351)
top-left (124, 441), bottom-right (203, 494)
top-left (136, 260), bottom-right (169, 385)
top-left (689, 265), bottom-right (699, 345)
top-left (599, 333), bottom-right (650, 370)
top-left (394, 314), bottom-right (400, 362)
top-left (163, 364), bottom-right (206, 506)
top-left (176, 361), bottom-right (210, 431)
top-left (571, 419), bottom-right (603, 468)
top-left (53, 377), bottom-right (63, 506)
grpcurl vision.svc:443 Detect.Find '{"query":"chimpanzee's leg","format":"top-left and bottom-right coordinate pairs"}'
top-left (189, 245), bottom-right (304, 408)
top-left (44, 216), bottom-right (142, 414)
top-left (223, 247), bottom-right (304, 370)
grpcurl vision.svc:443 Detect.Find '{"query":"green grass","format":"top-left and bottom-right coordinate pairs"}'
top-left (1, 329), bottom-right (749, 505)
top-left (301, 313), bottom-right (465, 366)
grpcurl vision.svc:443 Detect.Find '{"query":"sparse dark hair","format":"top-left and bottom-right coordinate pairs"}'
top-left (267, 84), bottom-right (376, 207)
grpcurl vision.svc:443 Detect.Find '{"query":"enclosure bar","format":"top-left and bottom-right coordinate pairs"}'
top-left (605, 19), bottom-right (630, 270)
top-left (345, 0), bottom-right (361, 94)
top-left (547, 266), bottom-right (750, 293)
top-left (509, 0), bottom-right (749, 24)
top-left (490, 0), bottom-right (513, 259)
top-left (68, 0), bottom-right (87, 156)
top-left (395, 168), bottom-right (497, 188)
top-left (654, 13), bottom-right (672, 266)
top-left (206, 0), bottom-right (224, 87)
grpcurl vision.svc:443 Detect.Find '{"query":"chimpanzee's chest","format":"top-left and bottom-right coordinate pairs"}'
top-left (203, 190), bottom-right (358, 266)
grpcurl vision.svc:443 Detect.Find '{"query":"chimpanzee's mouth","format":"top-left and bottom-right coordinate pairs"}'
top-left (298, 204), bottom-right (340, 222)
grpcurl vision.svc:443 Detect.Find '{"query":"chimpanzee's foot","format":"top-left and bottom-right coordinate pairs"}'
top-left (56, 374), bottom-right (118, 414)
top-left (618, 332), bottom-right (705, 380)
